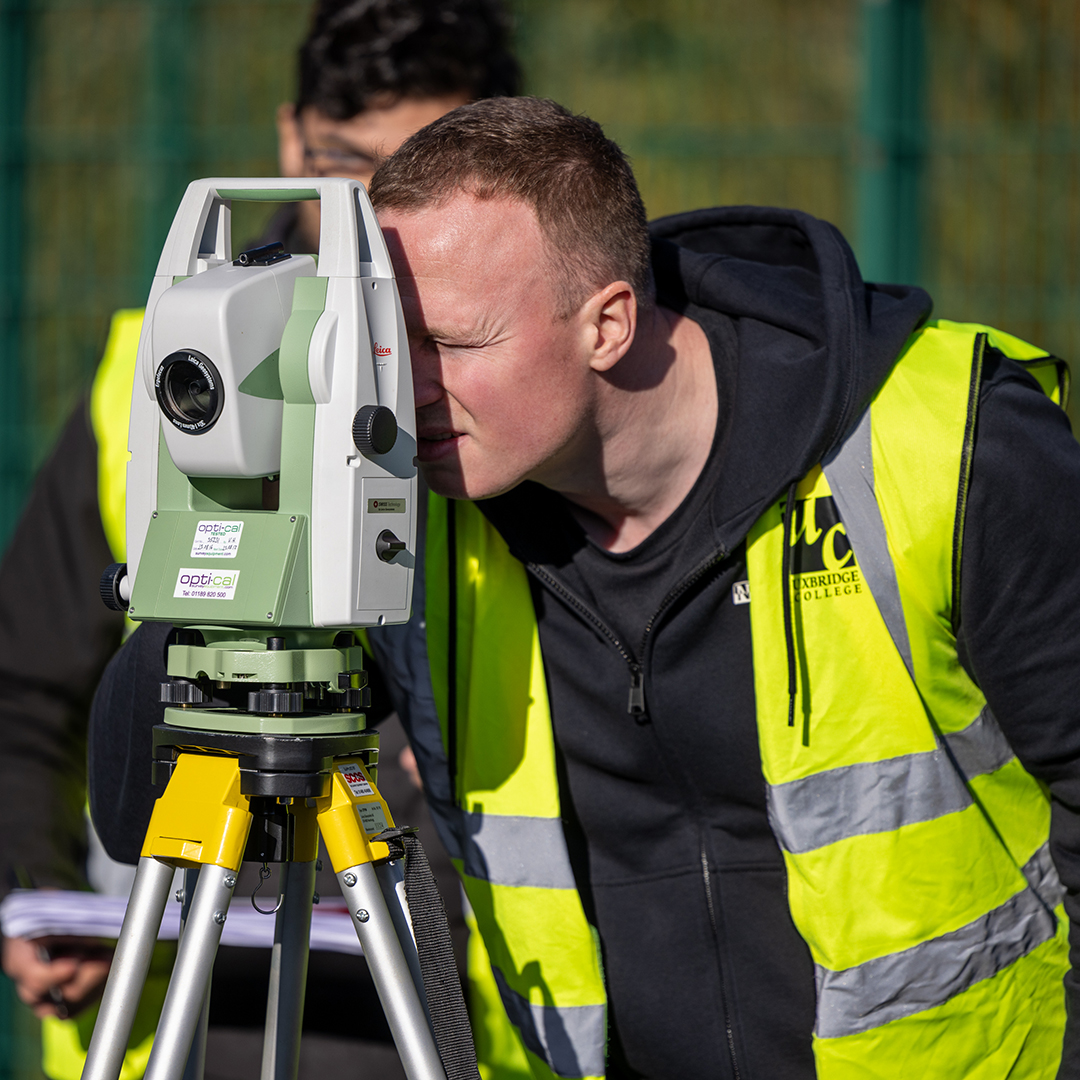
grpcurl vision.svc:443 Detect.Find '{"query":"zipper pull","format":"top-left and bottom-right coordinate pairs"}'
top-left (627, 670), bottom-right (649, 724)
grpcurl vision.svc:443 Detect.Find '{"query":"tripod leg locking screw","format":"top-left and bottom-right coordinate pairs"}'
top-left (213, 911), bottom-right (227, 925)
top-left (343, 873), bottom-right (357, 887)
top-left (224, 876), bottom-right (236, 888)
top-left (356, 909), bottom-right (370, 922)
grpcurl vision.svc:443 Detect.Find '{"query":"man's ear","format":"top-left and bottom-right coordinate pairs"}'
top-left (277, 103), bottom-right (304, 178)
top-left (586, 282), bottom-right (637, 373)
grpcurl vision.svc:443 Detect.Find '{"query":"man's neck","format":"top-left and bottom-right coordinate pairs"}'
top-left (558, 305), bottom-right (717, 553)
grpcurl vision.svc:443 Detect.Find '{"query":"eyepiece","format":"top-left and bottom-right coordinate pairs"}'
top-left (155, 350), bottom-right (224, 434)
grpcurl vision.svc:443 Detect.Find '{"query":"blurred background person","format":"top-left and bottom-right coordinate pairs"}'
top-left (0, 2), bottom-right (519, 1078)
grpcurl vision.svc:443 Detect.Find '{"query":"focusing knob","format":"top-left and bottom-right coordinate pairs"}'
top-left (352, 405), bottom-right (397, 456)
top-left (100, 563), bottom-right (129, 611)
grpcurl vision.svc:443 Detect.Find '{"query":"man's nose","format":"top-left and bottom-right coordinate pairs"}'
top-left (408, 340), bottom-right (444, 410)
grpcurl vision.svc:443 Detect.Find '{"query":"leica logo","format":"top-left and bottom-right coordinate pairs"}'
top-left (373, 342), bottom-right (392, 357)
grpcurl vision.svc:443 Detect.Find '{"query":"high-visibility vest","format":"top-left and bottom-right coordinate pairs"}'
top-left (90, 308), bottom-right (143, 563)
top-left (41, 308), bottom-right (167, 1080)
top-left (371, 319), bottom-right (1072, 1079)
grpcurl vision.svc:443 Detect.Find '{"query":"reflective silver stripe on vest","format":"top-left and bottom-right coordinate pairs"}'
top-left (420, 803), bottom-right (579, 890)
top-left (453, 810), bottom-right (577, 889)
top-left (823, 406), bottom-right (914, 679)
top-left (491, 965), bottom-right (606, 1078)
top-left (943, 705), bottom-right (1015, 778)
top-left (1024, 841), bottom-right (1066, 911)
top-left (814, 879), bottom-right (1058, 1038)
top-left (767, 706), bottom-right (1013, 855)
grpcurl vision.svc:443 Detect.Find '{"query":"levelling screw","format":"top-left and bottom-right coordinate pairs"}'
top-left (343, 873), bottom-right (357, 887)
top-left (175, 889), bottom-right (184, 903)
top-left (356, 909), bottom-right (370, 922)
top-left (223, 876), bottom-right (236, 889)
top-left (213, 911), bottom-right (227, 925)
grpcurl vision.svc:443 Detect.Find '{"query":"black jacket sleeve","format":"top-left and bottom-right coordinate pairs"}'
top-left (957, 349), bottom-right (1080, 1077)
top-left (0, 400), bottom-right (124, 895)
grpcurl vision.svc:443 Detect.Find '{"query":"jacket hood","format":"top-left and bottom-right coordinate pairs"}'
top-left (649, 205), bottom-right (932, 548)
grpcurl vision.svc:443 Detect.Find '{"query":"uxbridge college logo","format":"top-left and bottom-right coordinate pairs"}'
top-left (788, 492), bottom-right (863, 602)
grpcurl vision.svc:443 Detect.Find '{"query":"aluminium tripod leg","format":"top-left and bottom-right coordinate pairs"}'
top-left (82, 856), bottom-right (174, 1080)
top-left (119, 752), bottom-right (253, 1080)
top-left (180, 868), bottom-right (209, 1080)
top-left (261, 855), bottom-right (317, 1080)
top-left (375, 859), bottom-right (426, 1008)
top-left (318, 760), bottom-right (447, 1080)
top-left (338, 862), bottom-right (446, 1079)
top-left (143, 864), bottom-right (240, 1080)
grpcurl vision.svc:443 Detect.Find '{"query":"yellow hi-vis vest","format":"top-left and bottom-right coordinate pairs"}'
top-left (90, 307), bottom-right (143, 562)
top-left (405, 319), bottom-right (1072, 1079)
top-left (40, 308), bottom-right (168, 1080)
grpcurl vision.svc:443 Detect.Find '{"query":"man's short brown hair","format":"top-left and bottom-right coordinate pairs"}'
top-left (368, 96), bottom-right (653, 316)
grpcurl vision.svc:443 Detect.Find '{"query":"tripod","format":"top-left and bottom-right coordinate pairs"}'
top-left (81, 718), bottom-right (466, 1080)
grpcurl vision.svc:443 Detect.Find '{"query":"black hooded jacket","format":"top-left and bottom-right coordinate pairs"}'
top-left (90, 206), bottom-right (1080, 1078)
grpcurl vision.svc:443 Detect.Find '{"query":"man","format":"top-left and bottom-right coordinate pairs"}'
top-left (94, 96), bottom-right (1080, 1078)
top-left (0, 3), bottom-right (519, 1077)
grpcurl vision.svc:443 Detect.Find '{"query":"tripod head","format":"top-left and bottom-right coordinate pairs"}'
top-left (102, 178), bottom-right (416, 737)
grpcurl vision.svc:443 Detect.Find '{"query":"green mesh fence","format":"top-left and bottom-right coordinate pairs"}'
top-left (8, 0), bottom-right (1080, 548)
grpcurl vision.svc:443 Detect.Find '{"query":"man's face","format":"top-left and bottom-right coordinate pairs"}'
top-left (379, 194), bottom-right (599, 502)
top-left (277, 94), bottom-right (470, 245)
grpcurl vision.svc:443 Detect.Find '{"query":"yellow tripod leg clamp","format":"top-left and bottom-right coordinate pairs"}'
top-left (141, 753), bottom-right (253, 870)
top-left (317, 760), bottom-right (397, 872)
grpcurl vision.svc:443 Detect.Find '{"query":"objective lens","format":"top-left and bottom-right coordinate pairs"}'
top-left (155, 350), bottom-right (224, 433)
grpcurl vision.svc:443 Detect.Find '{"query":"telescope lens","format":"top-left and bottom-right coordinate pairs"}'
top-left (155, 350), bottom-right (224, 433)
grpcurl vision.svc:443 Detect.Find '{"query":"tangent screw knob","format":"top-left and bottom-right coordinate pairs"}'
top-left (99, 563), bottom-right (129, 611)
top-left (352, 405), bottom-right (397, 456)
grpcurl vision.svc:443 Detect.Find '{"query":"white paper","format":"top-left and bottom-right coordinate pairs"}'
top-left (0, 890), bottom-right (362, 955)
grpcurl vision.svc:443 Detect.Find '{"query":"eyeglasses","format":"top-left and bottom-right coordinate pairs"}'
top-left (302, 145), bottom-right (380, 179)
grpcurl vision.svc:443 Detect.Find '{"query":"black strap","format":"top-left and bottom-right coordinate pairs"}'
top-left (402, 834), bottom-right (480, 1080)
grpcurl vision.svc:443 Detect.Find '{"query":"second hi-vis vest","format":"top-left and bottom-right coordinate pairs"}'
top-left (369, 319), bottom-right (1073, 1079)
top-left (40, 308), bottom-right (165, 1080)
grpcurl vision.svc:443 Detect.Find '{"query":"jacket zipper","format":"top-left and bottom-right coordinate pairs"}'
top-left (701, 842), bottom-right (743, 1080)
top-left (528, 546), bottom-right (727, 724)
top-left (528, 546), bottom-right (744, 1079)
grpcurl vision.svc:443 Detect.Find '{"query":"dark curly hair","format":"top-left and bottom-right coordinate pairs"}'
top-left (297, 0), bottom-right (521, 120)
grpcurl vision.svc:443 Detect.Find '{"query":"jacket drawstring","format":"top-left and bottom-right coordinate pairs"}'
top-left (782, 480), bottom-right (798, 726)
